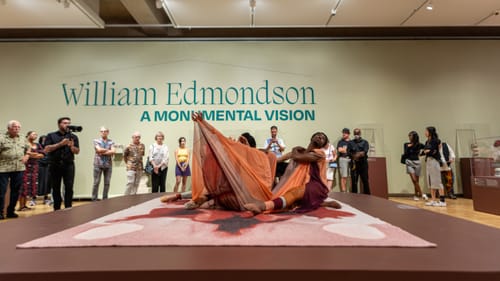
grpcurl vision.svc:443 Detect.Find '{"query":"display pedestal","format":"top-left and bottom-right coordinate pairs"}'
top-left (471, 176), bottom-right (500, 215)
top-left (459, 158), bottom-right (473, 198)
top-left (460, 157), bottom-right (494, 199)
top-left (367, 157), bottom-right (388, 199)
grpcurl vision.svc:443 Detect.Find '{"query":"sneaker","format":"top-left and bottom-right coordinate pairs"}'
top-left (45, 199), bottom-right (53, 205)
top-left (437, 201), bottom-right (447, 207)
top-left (448, 194), bottom-right (457, 200)
top-left (425, 201), bottom-right (435, 206)
top-left (28, 200), bottom-right (36, 207)
top-left (422, 194), bottom-right (429, 201)
top-left (18, 206), bottom-right (31, 212)
top-left (413, 196), bottom-right (420, 201)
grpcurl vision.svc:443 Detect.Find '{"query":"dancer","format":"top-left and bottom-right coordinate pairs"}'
top-left (163, 112), bottom-right (341, 213)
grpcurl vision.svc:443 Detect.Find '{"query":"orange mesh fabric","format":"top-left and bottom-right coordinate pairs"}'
top-left (191, 119), bottom-right (327, 211)
top-left (191, 119), bottom-right (275, 210)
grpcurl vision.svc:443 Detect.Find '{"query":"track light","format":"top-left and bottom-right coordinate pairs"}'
top-left (56, 0), bottom-right (70, 8)
top-left (155, 0), bottom-right (163, 9)
top-left (425, 0), bottom-right (433, 11)
top-left (249, 0), bottom-right (256, 27)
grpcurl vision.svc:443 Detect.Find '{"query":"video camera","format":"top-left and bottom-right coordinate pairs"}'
top-left (67, 125), bottom-right (83, 133)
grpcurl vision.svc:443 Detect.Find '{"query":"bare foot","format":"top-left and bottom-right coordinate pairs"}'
top-left (184, 200), bottom-right (200, 210)
top-left (184, 195), bottom-right (208, 210)
top-left (321, 200), bottom-right (341, 209)
top-left (160, 193), bottom-right (180, 203)
top-left (244, 201), bottom-right (266, 215)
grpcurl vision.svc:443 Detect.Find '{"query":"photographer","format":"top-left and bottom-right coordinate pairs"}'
top-left (264, 125), bottom-right (287, 184)
top-left (44, 117), bottom-right (80, 211)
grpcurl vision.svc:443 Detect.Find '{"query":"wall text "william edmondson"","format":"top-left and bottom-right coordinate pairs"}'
top-left (62, 80), bottom-right (316, 107)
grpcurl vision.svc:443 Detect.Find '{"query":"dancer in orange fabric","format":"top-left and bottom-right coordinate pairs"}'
top-left (161, 112), bottom-right (341, 213)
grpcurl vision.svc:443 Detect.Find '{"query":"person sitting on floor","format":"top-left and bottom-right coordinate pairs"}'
top-left (244, 132), bottom-right (341, 214)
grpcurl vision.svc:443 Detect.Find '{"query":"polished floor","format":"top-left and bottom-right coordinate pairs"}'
top-left (2, 195), bottom-right (500, 229)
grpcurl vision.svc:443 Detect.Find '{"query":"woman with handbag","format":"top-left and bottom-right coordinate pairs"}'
top-left (148, 132), bottom-right (169, 193)
top-left (422, 126), bottom-right (446, 207)
top-left (403, 131), bottom-right (426, 201)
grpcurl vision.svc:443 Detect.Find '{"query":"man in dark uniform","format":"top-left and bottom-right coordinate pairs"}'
top-left (350, 128), bottom-right (370, 195)
top-left (44, 117), bottom-right (80, 211)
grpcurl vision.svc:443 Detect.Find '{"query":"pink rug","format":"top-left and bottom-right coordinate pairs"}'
top-left (18, 199), bottom-right (435, 248)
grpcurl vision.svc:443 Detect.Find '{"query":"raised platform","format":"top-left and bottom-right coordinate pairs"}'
top-left (1, 193), bottom-right (499, 281)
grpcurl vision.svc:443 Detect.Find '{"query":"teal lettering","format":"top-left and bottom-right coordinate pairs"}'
top-left (254, 110), bottom-right (262, 121)
top-left (256, 80), bottom-right (269, 105)
top-left (201, 86), bottom-right (223, 105)
top-left (285, 87), bottom-right (299, 104)
top-left (180, 110), bottom-right (191, 121)
top-left (216, 110), bottom-right (224, 121)
top-left (184, 80), bottom-right (197, 105)
top-left (240, 87), bottom-right (254, 105)
top-left (301, 87), bottom-right (315, 104)
top-left (305, 110), bottom-right (315, 120)
top-left (203, 110), bottom-right (215, 121)
top-left (117, 88), bottom-right (130, 106)
top-left (265, 110), bottom-right (276, 120)
top-left (140, 111), bottom-right (151, 122)
top-left (226, 110), bottom-right (235, 121)
top-left (62, 83), bottom-right (83, 106)
top-left (134, 87), bottom-right (157, 105)
top-left (167, 82), bottom-right (182, 105)
top-left (225, 87), bottom-right (238, 105)
top-left (244, 110), bottom-right (254, 121)
top-left (154, 111), bottom-right (168, 121)
top-left (272, 87), bottom-right (284, 104)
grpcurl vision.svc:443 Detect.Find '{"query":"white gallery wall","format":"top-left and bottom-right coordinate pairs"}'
top-left (0, 40), bottom-right (499, 198)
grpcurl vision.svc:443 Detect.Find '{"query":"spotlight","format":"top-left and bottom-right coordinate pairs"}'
top-left (425, 1), bottom-right (433, 11)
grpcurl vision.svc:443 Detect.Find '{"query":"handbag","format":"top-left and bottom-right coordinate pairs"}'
top-left (400, 154), bottom-right (407, 165)
top-left (144, 157), bottom-right (154, 174)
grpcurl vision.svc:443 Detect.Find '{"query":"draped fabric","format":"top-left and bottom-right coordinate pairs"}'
top-left (191, 119), bottom-right (275, 210)
top-left (191, 118), bottom-right (328, 211)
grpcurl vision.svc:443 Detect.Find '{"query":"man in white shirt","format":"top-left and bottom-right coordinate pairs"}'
top-left (264, 125), bottom-right (286, 183)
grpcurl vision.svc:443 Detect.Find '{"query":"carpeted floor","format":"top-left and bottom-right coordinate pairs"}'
top-left (18, 198), bottom-right (435, 248)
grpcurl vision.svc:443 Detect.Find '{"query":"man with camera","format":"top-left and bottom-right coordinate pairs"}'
top-left (44, 117), bottom-right (80, 211)
top-left (264, 125), bottom-right (286, 184)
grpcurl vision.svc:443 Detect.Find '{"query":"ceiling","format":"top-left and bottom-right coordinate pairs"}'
top-left (2, 0), bottom-right (500, 40)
